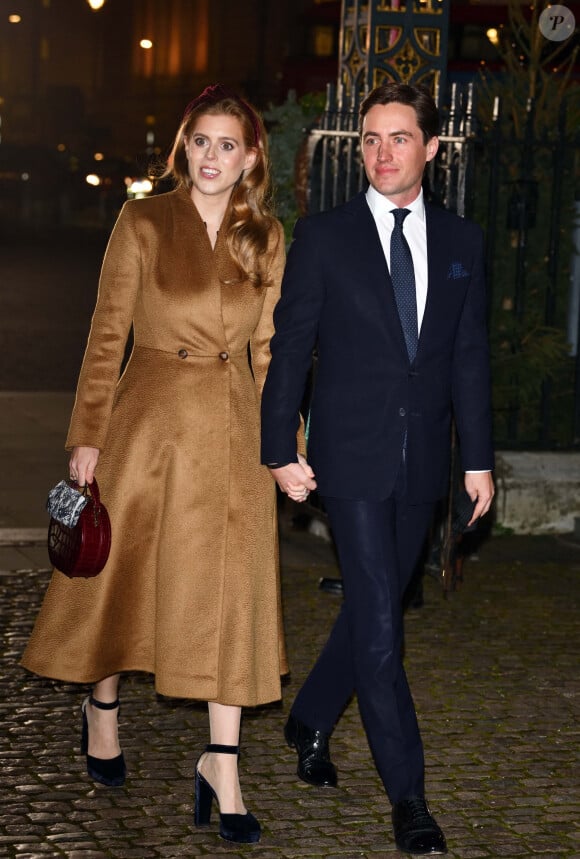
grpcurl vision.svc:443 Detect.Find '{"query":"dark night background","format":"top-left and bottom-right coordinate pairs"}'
top-left (1, 0), bottom-right (568, 393)
top-left (0, 0), bottom-right (526, 231)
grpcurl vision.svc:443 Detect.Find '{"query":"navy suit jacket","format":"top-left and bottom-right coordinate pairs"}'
top-left (261, 192), bottom-right (494, 503)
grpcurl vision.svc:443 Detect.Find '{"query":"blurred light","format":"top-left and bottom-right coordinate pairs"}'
top-left (87, 0), bottom-right (106, 9)
top-left (21, 173), bottom-right (30, 181)
top-left (9, 14), bottom-right (22, 23)
top-left (486, 28), bottom-right (500, 47)
top-left (140, 39), bottom-right (153, 49)
top-left (94, 152), bottom-right (105, 161)
top-left (86, 174), bottom-right (102, 186)
top-left (126, 178), bottom-right (153, 199)
top-left (57, 143), bottom-right (66, 152)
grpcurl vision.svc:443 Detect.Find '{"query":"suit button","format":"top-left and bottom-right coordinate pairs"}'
top-left (399, 407), bottom-right (406, 417)
top-left (219, 351), bottom-right (229, 361)
top-left (178, 349), bottom-right (188, 359)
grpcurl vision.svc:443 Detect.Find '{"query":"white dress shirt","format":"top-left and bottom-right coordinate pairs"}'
top-left (365, 184), bottom-right (428, 332)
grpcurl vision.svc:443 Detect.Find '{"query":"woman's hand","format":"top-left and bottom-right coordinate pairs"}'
top-left (69, 446), bottom-right (100, 486)
top-left (268, 453), bottom-right (317, 503)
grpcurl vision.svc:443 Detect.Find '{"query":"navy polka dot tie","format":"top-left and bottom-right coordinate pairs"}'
top-left (390, 208), bottom-right (418, 363)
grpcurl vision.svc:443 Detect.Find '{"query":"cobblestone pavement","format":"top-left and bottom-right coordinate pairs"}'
top-left (1, 524), bottom-right (579, 859)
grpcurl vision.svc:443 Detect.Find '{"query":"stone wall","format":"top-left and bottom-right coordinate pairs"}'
top-left (494, 451), bottom-right (580, 534)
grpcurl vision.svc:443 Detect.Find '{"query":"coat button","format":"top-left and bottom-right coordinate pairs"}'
top-left (178, 349), bottom-right (188, 359)
top-left (219, 351), bottom-right (229, 361)
top-left (399, 407), bottom-right (406, 417)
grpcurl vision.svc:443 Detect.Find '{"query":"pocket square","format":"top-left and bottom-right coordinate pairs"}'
top-left (447, 262), bottom-right (469, 279)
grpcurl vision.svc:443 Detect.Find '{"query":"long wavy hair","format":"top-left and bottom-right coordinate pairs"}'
top-left (164, 90), bottom-right (276, 286)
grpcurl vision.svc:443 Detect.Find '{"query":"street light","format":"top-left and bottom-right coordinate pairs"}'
top-left (86, 0), bottom-right (106, 10)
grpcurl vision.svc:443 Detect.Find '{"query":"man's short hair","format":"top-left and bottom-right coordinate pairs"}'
top-left (359, 83), bottom-right (440, 144)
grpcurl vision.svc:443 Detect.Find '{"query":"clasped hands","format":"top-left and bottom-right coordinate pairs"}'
top-left (268, 454), bottom-right (317, 503)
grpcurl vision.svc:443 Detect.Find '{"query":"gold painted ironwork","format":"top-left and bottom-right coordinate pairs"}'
top-left (347, 47), bottom-right (366, 80)
top-left (376, 0), bottom-right (406, 11)
top-left (376, 0), bottom-right (443, 12)
top-left (338, 0), bottom-right (448, 101)
top-left (412, 0), bottom-right (444, 13)
top-left (375, 26), bottom-right (403, 54)
top-left (414, 27), bottom-right (440, 56)
top-left (391, 39), bottom-right (427, 83)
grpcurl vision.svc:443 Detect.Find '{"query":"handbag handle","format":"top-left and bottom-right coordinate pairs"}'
top-left (69, 477), bottom-right (102, 508)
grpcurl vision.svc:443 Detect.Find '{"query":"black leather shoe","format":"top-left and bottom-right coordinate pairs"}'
top-left (284, 713), bottom-right (337, 787)
top-left (392, 797), bottom-right (447, 855)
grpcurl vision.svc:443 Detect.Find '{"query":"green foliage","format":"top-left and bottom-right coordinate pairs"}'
top-left (470, 0), bottom-right (579, 446)
top-left (490, 314), bottom-right (572, 440)
top-left (264, 91), bottom-right (326, 243)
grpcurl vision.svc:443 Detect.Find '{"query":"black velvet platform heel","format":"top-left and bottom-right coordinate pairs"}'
top-left (80, 695), bottom-right (126, 787)
top-left (194, 743), bottom-right (260, 844)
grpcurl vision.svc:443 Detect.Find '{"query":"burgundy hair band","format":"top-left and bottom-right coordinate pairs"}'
top-left (182, 83), bottom-right (261, 147)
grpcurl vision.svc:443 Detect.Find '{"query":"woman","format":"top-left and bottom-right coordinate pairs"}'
top-left (21, 84), bottom-right (297, 845)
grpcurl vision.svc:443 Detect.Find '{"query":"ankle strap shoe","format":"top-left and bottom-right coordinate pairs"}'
top-left (194, 743), bottom-right (260, 843)
top-left (80, 695), bottom-right (126, 788)
top-left (205, 743), bottom-right (239, 755)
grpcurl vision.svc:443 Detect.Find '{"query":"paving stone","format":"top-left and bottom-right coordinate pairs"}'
top-left (1, 528), bottom-right (579, 858)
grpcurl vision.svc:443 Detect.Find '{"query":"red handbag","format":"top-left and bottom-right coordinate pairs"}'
top-left (48, 478), bottom-right (111, 578)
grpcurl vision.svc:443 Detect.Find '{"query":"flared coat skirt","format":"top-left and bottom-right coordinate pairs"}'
top-left (22, 346), bottom-right (286, 706)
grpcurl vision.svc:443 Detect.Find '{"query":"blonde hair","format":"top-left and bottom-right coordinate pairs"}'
top-left (164, 90), bottom-right (276, 286)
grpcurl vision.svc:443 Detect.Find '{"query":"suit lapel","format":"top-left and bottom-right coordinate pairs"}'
top-left (345, 194), bottom-right (410, 360)
top-left (419, 204), bottom-right (450, 354)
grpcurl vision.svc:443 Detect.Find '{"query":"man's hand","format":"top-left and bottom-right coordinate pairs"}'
top-left (269, 453), bottom-right (317, 503)
top-left (464, 471), bottom-right (495, 526)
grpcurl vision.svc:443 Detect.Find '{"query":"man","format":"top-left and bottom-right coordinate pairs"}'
top-left (261, 83), bottom-right (494, 855)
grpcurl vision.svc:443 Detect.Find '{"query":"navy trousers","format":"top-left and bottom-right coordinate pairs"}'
top-left (291, 482), bottom-right (435, 803)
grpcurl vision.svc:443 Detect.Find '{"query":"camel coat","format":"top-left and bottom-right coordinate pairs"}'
top-left (22, 187), bottom-right (289, 706)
